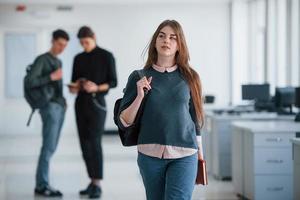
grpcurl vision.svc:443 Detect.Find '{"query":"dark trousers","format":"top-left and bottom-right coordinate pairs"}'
top-left (75, 95), bottom-right (107, 179)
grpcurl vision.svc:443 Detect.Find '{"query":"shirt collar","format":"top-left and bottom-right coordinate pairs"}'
top-left (152, 64), bottom-right (178, 73)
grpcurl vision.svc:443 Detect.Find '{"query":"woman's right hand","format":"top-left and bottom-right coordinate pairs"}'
top-left (120, 76), bottom-right (152, 125)
top-left (50, 68), bottom-right (63, 81)
top-left (68, 81), bottom-right (80, 94)
top-left (136, 76), bottom-right (152, 98)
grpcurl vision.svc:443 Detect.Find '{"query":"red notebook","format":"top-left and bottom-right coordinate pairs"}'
top-left (196, 159), bottom-right (208, 185)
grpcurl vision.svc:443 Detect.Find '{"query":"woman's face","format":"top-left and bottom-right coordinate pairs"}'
top-left (155, 26), bottom-right (178, 58)
top-left (79, 37), bottom-right (96, 52)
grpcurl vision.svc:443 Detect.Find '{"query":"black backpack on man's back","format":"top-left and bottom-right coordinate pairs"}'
top-left (24, 64), bottom-right (54, 126)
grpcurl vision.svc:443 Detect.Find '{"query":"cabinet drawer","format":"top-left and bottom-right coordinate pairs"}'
top-left (219, 133), bottom-right (231, 154)
top-left (254, 148), bottom-right (292, 174)
top-left (254, 133), bottom-right (295, 147)
top-left (216, 122), bottom-right (231, 133)
top-left (254, 175), bottom-right (293, 200)
top-left (294, 163), bottom-right (300, 199)
top-left (293, 145), bottom-right (300, 164)
top-left (219, 154), bottom-right (231, 177)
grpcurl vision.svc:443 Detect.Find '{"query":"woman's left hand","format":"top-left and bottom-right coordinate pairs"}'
top-left (83, 80), bottom-right (99, 93)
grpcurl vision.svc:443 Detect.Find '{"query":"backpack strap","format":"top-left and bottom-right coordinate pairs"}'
top-left (26, 109), bottom-right (35, 126)
top-left (121, 69), bottom-right (145, 94)
top-left (136, 69), bottom-right (144, 78)
top-left (136, 69), bottom-right (149, 95)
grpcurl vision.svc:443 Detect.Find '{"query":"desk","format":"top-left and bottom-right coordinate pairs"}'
top-left (231, 121), bottom-right (300, 200)
top-left (291, 138), bottom-right (300, 200)
top-left (202, 111), bottom-right (293, 179)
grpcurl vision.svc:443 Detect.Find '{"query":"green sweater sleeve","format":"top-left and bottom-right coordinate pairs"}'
top-left (117, 70), bottom-right (139, 130)
top-left (27, 57), bottom-right (51, 88)
top-left (189, 97), bottom-right (201, 136)
top-left (120, 70), bottom-right (139, 110)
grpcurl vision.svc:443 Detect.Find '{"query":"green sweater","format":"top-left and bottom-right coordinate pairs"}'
top-left (28, 52), bottom-right (65, 107)
top-left (118, 67), bottom-right (201, 149)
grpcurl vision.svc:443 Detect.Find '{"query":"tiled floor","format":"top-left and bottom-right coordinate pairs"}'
top-left (0, 134), bottom-right (238, 200)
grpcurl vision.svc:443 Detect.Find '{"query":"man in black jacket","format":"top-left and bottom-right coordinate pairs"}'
top-left (28, 29), bottom-right (69, 198)
top-left (69, 26), bottom-right (117, 199)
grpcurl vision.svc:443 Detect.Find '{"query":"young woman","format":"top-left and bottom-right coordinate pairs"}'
top-left (69, 26), bottom-right (117, 199)
top-left (118, 20), bottom-right (204, 200)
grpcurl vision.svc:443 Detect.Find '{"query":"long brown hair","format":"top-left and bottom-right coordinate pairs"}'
top-left (144, 19), bottom-right (205, 127)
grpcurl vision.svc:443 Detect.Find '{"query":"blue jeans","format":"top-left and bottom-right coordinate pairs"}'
top-left (137, 152), bottom-right (198, 200)
top-left (35, 102), bottom-right (65, 188)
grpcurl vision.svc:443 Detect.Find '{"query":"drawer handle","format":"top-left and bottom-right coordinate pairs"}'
top-left (266, 187), bottom-right (284, 192)
top-left (265, 138), bottom-right (283, 142)
top-left (266, 159), bottom-right (283, 163)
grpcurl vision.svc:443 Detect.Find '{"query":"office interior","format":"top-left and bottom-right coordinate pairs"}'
top-left (0, 0), bottom-right (300, 199)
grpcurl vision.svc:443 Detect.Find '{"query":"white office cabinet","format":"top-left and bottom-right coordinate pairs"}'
top-left (205, 111), bottom-right (293, 180)
top-left (232, 121), bottom-right (300, 200)
top-left (232, 126), bottom-right (245, 195)
top-left (202, 115), bottom-right (213, 174)
top-left (291, 138), bottom-right (300, 200)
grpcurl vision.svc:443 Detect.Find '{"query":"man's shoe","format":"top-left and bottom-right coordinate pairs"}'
top-left (34, 185), bottom-right (63, 198)
top-left (79, 183), bottom-right (93, 196)
top-left (89, 185), bottom-right (102, 199)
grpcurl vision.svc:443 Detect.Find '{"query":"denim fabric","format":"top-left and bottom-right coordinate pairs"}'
top-left (137, 152), bottom-right (198, 200)
top-left (35, 102), bottom-right (65, 188)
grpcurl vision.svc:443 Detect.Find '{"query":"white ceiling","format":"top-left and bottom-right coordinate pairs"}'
top-left (0, 0), bottom-right (231, 5)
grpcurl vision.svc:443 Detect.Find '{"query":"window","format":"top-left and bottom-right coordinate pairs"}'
top-left (5, 33), bottom-right (37, 98)
top-left (248, 0), bottom-right (266, 83)
top-left (231, 0), bottom-right (266, 104)
top-left (291, 0), bottom-right (299, 86)
top-left (276, 0), bottom-right (287, 86)
top-left (231, 0), bottom-right (300, 103)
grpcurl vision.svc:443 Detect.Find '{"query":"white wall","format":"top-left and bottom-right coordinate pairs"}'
top-left (231, 0), bottom-right (249, 105)
top-left (0, 2), bottom-right (230, 134)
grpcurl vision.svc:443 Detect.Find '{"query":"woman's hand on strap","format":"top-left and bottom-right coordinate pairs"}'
top-left (120, 75), bottom-right (152, 125)
top-left (136, 76), bottom-right (152, 98)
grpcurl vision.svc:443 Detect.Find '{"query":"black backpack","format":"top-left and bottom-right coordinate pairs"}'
top-left (113, 70), bottom-right (148, 146)
top-left (24, 64), bottom-right (54, 126)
